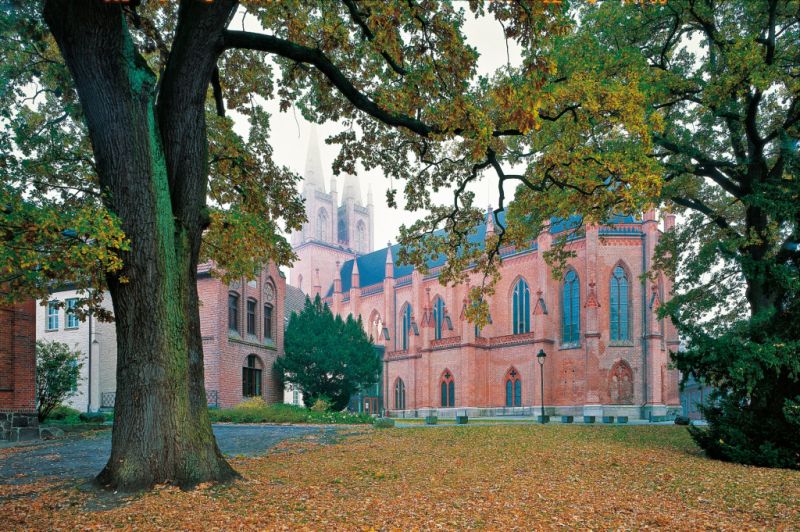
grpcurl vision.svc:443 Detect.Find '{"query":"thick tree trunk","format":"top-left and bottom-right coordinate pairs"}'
top-left (44, 0), bottom-right (237, 490)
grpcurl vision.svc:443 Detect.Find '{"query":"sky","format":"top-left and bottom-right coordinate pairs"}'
top-left (232, 9), bottom-right (523, 250)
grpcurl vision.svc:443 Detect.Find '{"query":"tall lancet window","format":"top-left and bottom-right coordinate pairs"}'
top-left (338, 218), bottom-right (347, 243)
top-left (512, 277), bottom-right (530, 334)
top-left (432, 296), bottom-right (446, 340)
top-left (316, 208), bottom-right (329, 241)
top-left (562, 270), bottom-right (580, 344)
top-left (610, 265), bottom-right (630, 341)
top-left (400, 303), bottom-right (412, 351)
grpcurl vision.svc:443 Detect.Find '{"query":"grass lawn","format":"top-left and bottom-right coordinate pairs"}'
top-left (1, 425), bottom-right (798, 529)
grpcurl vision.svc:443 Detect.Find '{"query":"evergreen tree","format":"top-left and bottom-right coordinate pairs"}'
top-left (559, 1), bottom-right (799, 469)
top-left (277, 296), bottom-right (380, 411)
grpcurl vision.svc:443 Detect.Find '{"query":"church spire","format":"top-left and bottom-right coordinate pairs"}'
top-left (342, 170), bottom-right (362, 206)
top-left (351, 259), bottom-right (360, 288)
top-left (385, 242), bottom-right (394, 278)
top-left (485, 205), bottom-right (495, 240)
top-left (303, 124), bottom-right (325, 192)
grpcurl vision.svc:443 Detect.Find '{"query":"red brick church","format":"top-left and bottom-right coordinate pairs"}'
top-left (291, 131), bottom-right (681, 420)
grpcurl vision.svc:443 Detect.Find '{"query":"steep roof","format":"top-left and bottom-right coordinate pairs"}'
top-left (326, 212), bottom-right (639, 296)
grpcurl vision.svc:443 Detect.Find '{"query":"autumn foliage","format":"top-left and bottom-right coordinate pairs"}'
top-left (1, 425), bottom-right (798, 529)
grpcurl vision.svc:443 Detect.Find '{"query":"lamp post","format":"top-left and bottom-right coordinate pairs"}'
top-left (537, 349), bottom-right (547, 423)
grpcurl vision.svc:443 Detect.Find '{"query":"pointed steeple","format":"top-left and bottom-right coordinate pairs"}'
top-left (312, 268), bottom-right (321, 297)
top-left (342, 171), bottom-right (362, 206)
top-left (351, 259), bottom-right (360, 288)
top-left (367, 183), bottom-right (374, 206)
top-left (485, 205), bottom-right (495, 239)
top-left (385, 242), bottom-right (394, 278)
top-left (334, 261), bottom-right (341, 294)
top-left (303, 124), bottom-right (325, 192)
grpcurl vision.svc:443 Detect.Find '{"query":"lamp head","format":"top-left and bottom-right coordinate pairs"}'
top-left (536, 349), bottom-right (547, 366)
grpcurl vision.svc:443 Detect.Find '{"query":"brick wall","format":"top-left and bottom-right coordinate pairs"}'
top-left (0, 298), bottom-right (36, 414)
top-left (333, 217), bottom-right (682, 418)
top-left (0, 296), bottom-right (38, 441)
top-left (199, 262), bottom-right (286, 408)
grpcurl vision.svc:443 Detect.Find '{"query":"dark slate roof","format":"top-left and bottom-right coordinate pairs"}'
top-left (327, 212), bottom-right (639, 296)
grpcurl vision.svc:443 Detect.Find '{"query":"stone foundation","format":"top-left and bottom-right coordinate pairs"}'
top-left (390, 404), bottom-right (677, 421)
top-left (0, 412), bottom-right (39, 442)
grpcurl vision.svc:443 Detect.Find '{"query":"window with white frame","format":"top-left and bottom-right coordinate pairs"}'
top-left (47, 301), bottom-right (59, 330)
top-left (66, 298), bottom-right (79, 329)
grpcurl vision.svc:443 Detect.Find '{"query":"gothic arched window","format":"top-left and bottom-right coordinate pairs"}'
top-left (512, 277), bottom-right (530, 334)
top-left (338, 218), bottom-right (347, 243)
top-left (505, 367), bottom-right (522, 407)
top-left (440, 369), bottom-right (455, 407)
top-left (610, 265), bottom-right (630, 341)
top-left (562, 270), bottom-right (580, 344)
top-left (316, 208), bottom-right (329, 241)
top-left (394, 378), bottom-right (406, 410)
top-left (432, 296), bottom-right (446, 340)
top-left (400, 303), bottom-right (412, 351)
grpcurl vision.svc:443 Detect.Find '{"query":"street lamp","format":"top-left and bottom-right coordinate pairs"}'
top-left (537, 349), bottom-right (547, 423)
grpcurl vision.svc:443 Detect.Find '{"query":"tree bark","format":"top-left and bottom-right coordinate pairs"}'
top-left (43, 0), bottom-right (238, 490)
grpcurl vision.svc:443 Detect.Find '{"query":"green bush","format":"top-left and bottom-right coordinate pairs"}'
top-left (674, 415), bottom-right (691, 426)
top-left (310, 396), bottom-right (332, 412)
top-left (688, 394), bottom-right (800, 470)
top-left (373, 417), bottom-right (395, 429)
top-left (46, 405), bottom-right (81, 422)
top-left (207, 401), bottom-right (373, 425)
top-left (79, 412), bottom-right (107, 423)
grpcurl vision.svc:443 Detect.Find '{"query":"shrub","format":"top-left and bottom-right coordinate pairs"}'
top-left (47, 405), bottom-right (81, 422)
top-left (207, 402), bottom-right (373, 425)
top-left (79, 412), bottom-right (107, 423)
top-left (674, 415), bottom-right (691, 426)
top-left (237, 397), bottom-right (268, 409)
top-left (373, 417), bottom-right (395, 429)
top-left (310, 397), bottom-right (331, 413)
top-left (36, 340), bottom-right (82, 422)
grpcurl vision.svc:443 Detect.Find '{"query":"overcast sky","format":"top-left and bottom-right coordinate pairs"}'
top-left (232, 10), bottom-right (522, 250)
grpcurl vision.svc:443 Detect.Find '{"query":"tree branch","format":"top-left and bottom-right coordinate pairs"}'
top-left (223, 29), bottom-right (435, 137)
top-left (341, 0), bottom-right (408, 76)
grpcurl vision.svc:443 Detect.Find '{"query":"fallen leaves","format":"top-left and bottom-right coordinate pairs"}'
top-left (1, 425), bottom-right (798, 530)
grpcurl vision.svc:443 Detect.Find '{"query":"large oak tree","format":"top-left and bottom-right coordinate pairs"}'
top-left (1, 0), bottom-right (675, 490)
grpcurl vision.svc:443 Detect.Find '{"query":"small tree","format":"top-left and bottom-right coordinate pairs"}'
top-left (36, 340), bottom-right (82, 422)
top-left (276, 295), bottom-right (380, 411)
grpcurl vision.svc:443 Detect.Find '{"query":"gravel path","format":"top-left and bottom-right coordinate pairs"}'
top-left (0, 424), bottom-right (335, 485)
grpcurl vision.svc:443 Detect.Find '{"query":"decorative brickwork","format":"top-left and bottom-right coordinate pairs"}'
top-left (198, 262), bottom-right (286, 408)
top-left (313, 211), bottom-right (681, 420)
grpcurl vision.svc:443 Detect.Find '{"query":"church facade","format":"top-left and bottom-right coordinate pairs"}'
top-left (291, 134), bottom-right (681, 420)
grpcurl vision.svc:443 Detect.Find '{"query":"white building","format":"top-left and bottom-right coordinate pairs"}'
top-left (36, 290), bottom-right (117, 412)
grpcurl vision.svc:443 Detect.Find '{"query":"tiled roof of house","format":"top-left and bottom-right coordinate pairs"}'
top-left (284, 284), bottom-right (307, 326)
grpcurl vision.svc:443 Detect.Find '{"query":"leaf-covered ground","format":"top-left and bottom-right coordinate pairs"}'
top-left (1, 425), bottom-right (798, 529)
